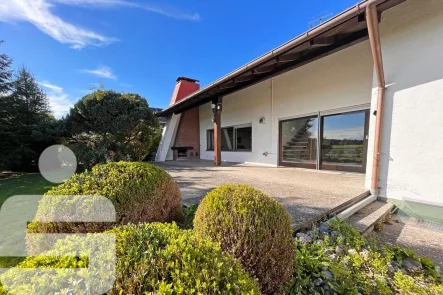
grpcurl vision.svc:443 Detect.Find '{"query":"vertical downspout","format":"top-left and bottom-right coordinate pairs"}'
top-left (366, 2), bottom-right (386, 196)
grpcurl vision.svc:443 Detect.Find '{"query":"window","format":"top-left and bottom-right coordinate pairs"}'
top-left (207, 130), bottom-right (214, 150)
top-left (235, 127), bottom-right (252, 151)
top-left (207, 124), bottom-right (252, 152)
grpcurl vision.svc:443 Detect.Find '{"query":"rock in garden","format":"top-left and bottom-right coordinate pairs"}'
top-left (329, 253), bottom-right (338, 262)
top-left (402, 258), bottom-right (423, 273)
top-left (360, 249), bottom-right (371, 261)
top-left (322, 270), bottom-right (334, 281)
top-left (296, 232), bottom-right (313, 244)
top-left (319, 224), bottom-right (329, 234)
top-left (335, 245), bottom-right (346, 256)
top-left (314, 278), bottom-right (323, 286)
top-left (348, 248), bottom-right (358, 256)
top-left (387, 262), bottom-right (397, 273)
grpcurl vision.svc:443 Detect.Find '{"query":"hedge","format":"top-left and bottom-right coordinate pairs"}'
top-left (0, 223), bottom-right (260, 295)
top-left (27, 161), bottom-right (182, 254)
top-left (194, 184), bottom-right (296, 294)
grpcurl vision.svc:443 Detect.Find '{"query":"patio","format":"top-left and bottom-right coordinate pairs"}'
top-left (155, 160), bottom-right (368, 230)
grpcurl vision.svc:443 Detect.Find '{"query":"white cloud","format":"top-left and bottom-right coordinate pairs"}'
top-left (0, 0), bottom-right (200, 49)
top-left (0, 0), bottom-right (117, 49)
top-left (38, 81), bottom-right (63, 92)
top-left (82, 66), bottom-right (117, 80)
top-left (53, 0), bottom-right (201, 21)
top-left (40, 81), bottom-right (74, 117)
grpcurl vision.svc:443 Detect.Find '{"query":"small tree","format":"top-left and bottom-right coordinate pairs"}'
top-left (65, 90), bottom-right (160, 168)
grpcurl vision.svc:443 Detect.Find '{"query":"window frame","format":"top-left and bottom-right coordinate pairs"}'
top-left (206, 123), bottom-right (252, 152)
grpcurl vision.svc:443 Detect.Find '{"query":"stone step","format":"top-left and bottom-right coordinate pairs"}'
top-left (348, 201), bottom-right (394, 235)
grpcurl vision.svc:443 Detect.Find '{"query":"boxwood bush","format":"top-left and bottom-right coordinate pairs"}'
top-left (0, 223), bottom-right (260, 295)
top-left (194, 184), bottom-right (296, 294)
top-left (27, 161), bottom-right (182, 254)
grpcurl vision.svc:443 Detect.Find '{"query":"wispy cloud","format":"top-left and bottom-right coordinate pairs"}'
top-left (0, 0), bottom-right (200, 49)
top-left (0, 0), bottom-right (117, 49)
top-left (81, 66), bottom-right (117, 80)
top-left (40, 81), bottom-right (74, 118)
top-left (38, 81), bottom-right (63, 92)
top-left (53, 0), bottom-right (201, 21)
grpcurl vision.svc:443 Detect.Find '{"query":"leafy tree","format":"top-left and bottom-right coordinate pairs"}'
top-left (65, 90), bottom-right (160, 168)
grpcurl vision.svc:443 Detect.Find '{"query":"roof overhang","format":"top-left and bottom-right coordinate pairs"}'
top-left (158, 0), bottom-right (405, 117)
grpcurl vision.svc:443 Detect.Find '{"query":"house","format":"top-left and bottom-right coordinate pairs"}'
top-left (156, 0), bottom-right (443, 224)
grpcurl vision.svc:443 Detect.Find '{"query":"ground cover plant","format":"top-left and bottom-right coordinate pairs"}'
top-left (290, 218), bottom-right (443, 295)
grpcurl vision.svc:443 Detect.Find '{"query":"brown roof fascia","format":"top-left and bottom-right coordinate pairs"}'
top-left (158, 0), bottom-right (403, 117)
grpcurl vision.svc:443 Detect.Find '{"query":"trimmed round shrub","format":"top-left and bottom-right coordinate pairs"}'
top-left (0, 223), bottom-right (261, 295)
top-left (27, 161), bottom-right (181, 253)
top-left (194, 184), bottom-right (296, 294)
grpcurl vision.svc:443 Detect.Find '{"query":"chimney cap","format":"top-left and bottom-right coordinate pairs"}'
top-left (176, 76), bottom-right (199, 83)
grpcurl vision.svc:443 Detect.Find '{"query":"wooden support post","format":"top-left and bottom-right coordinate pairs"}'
top-left (213, 96), bottom-right (222, 166)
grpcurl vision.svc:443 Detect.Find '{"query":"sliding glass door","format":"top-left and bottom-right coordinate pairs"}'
top-left (279, 109), bottom-right (369, 173)
top-left (279, 116), bottom-right (318, 168)
top-left (320, 110), bottom-right (369, 173)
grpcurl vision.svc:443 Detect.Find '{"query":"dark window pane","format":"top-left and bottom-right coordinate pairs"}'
top-left (221, 127), bottom-right (234, 151)
top-left (321, 112), bottom-right (365, 166)
top-left (281, 117), bottom-right (318, 164)
top-left (207, 130), bottom-right (214, 150)
top-left (236, 127), bottom-right (252, 151)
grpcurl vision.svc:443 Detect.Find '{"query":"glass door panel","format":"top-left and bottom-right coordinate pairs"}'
top-left (320, 111), bottom-right (368, 172)
top-left (280, 116), bottom-right (318, 168)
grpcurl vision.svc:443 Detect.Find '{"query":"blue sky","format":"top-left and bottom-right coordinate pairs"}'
top-left (0, 0), bottom-right (357, 117)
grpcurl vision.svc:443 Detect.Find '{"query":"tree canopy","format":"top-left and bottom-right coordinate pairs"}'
top-left (65, 90), bottom-right (160, 168)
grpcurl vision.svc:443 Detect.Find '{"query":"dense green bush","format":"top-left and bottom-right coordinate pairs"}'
top-left (27, 162), bottom-right (182, 254)
top-left (194, 184), bottom-right (296, 294)
top-left (0, 223), bottom-right (260, 295)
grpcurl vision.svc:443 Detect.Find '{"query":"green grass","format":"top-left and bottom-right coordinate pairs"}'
top-left (0, 174), bottom-right (56, 207)
top-left (0, 173), bottom-right (57, 268)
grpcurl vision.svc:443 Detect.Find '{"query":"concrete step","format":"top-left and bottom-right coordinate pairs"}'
top-left (348, 201), bottom-right (394, 235)
top-left (294, 191), bottom-right (371, 232)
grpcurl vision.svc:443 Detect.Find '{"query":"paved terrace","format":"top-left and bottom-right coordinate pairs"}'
top-left (155, 160), bottom-right (367, 230)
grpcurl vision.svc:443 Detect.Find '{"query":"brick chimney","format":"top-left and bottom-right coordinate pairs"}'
top-left (170, 77), bottom-right (200, 105)
top-left (170, 77), bottom-right (201, 160)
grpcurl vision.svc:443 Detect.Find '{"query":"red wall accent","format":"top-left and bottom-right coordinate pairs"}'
top-left (169, 78), bottom-right (201, 159)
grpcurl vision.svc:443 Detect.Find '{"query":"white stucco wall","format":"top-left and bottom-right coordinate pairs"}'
top-left (365, 0), bottom-right (443, 206)
top-left (200, 40), bottom-right (374, 165)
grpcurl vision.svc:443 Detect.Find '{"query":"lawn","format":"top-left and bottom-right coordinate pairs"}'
top-left (0, 174), bottom-right (57, 268)
top-left (0, 174), bottom-right (56, 207)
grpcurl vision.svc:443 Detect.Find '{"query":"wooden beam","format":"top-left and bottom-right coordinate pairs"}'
top-left (234, 75), bottom-right (255, 83)
top-left (213, 96), bottom-right (222, 166)
top-left (219, 82), bottom-right (237, 90)
top-left (253, 64), bottom-right (275, 74)
top-left (309, 36), bottom-right (336, 47)
top-left (277, 52), bottom-right (301, 62)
